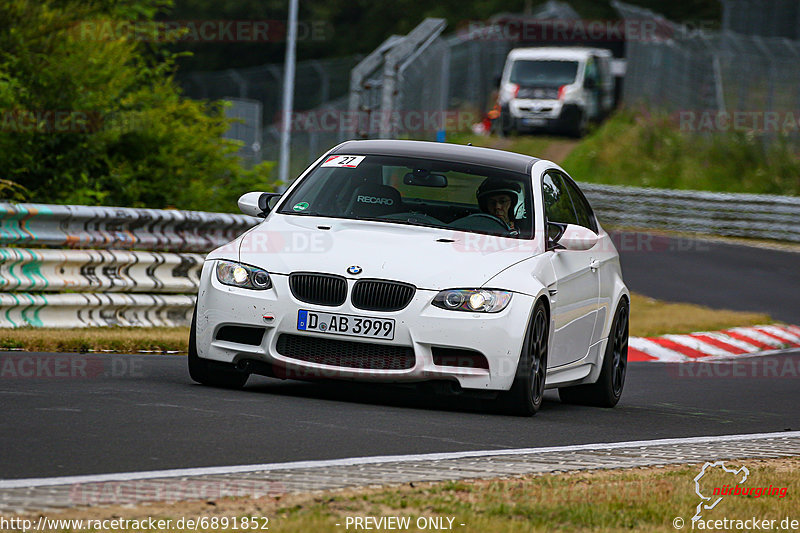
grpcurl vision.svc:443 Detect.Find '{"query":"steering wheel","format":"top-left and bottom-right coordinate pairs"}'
top-left (378, 212), bottom-right (442, 225)
top-left (450, 213), bottom-right (513, 234)
top-left (468, 213), bottom-right (511, 230)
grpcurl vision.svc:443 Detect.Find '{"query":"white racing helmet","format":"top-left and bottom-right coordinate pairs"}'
top-left (476, 177), bottom-right (526, 220)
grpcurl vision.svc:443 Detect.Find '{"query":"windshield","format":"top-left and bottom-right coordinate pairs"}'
top-left (509, 59), bottom-right (579, 87)
top-left (278, 154), bottom-right (534, 240)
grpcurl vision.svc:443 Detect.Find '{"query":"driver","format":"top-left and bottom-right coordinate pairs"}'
top-left (476, 177), bottom-right (524, 231)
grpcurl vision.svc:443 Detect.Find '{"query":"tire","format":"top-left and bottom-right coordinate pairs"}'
top-left (558, 298), bottom-right (629, 407)
top-left (501, 113), bottom-right (516, 137)
top-left (188, 306), bottom-right (249, 389)
top-left (498, 300), bottom-right (549, 416)
top-left (562, 106), bottom-right (586, 138)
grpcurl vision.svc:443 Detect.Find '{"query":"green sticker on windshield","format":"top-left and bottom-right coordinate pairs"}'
top-left (293, 202), bottom-right (310, 212)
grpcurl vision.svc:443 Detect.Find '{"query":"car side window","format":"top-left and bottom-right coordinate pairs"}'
top-left (542, 172), bottom-right (578, 226)
top-left (562, 176), bottom-right (598, 233)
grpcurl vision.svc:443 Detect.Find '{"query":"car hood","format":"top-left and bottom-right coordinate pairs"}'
top-left (232, 214), bottom-right (540, 290)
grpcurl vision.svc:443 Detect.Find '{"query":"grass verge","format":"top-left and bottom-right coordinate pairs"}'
top-left (628, 293), bottom-right (770, 338)
top-left (562, 109), bottom-right (800, 195)
top-left (446, 131), bottom-right (578, 164)
top-left (11, 457), bottom-right (799, 532)
top-left (0, 327), bottom-right (188, 353)
top-left (0, 294), bottom-right (773, 353)
top-left (448, 111), bottom-right (800, 196)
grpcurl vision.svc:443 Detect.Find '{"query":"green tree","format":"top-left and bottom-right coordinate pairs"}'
top-left (0, 0), bottom-right (277, 212)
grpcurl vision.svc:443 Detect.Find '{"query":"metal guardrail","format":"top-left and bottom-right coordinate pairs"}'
top-left (581, 183), bottom-right (800, 243)
top-left (0, 293), bottom-right (196, 328)
top-left (1, 187), bottom-right (798, 329)
top-left (0, 249), bottom-right (205, 293)
top-left (0, 203), bottom-right (257, 328)
top-left (0, 203), bottom-right (256, 252)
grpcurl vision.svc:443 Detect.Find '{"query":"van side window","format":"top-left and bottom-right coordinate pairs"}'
top-left (584, 57), bottom-right (598, 86)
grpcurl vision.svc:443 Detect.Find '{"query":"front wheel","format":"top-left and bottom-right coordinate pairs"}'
top-left (498, 300), bottom-right (548, 416)
top-left (559, 298), bottom-right (628, 407)
top-left (188, 306), bottom-right (249, 389)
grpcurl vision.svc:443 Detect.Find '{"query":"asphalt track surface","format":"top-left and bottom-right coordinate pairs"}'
top-left (612, 231), bottom-right (800, 324)
top-left (1, 231), bottom-right (798, 480)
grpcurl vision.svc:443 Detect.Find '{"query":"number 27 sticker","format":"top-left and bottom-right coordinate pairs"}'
top-left (321, 155), bottom-right (365, 168)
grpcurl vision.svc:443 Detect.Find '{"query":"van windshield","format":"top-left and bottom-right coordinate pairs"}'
top-left (509, 60), bottom-right (579, 87)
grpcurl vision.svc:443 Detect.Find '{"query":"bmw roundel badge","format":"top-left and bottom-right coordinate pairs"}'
top-left (347, 265), bottom-right (362, 275)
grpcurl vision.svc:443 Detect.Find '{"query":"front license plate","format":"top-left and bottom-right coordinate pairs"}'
top-left (297, 310), bottom-right (395, 340)
top-left (522, 118), bottom-right (547, 126)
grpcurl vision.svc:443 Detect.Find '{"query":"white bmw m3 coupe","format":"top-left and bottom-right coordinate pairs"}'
top-left (190, 140), bottom-right (629, 415)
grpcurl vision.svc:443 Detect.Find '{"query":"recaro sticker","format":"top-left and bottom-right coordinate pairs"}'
top-left (321, 155), bottom-right (365, 168)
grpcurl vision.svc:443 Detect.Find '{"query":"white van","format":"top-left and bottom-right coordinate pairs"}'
top-left (498, 47), bottom-right (615, 137)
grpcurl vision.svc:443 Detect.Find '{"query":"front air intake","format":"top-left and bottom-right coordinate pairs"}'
top-left (276, 334), bottom-right (415, 370)
top-left (431, 347), bottom-right (489, 370)
top-left (351, 279), bottom-right (416, 312)
top-left (289, 272), bottom-right (347, 307)
top-left (215, 325), bottom-right (265, 346)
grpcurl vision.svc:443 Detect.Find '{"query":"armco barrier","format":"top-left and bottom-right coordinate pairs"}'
top-left (0, 249), bottom-right (205, 293)
top-left (0, 293), bottom-right (196, 328)
top-left (0, 203), bottom-right (255, 251)
top-left (1, 185), bottom-right (798, 328)
top-left (0, 203), bottom-right (257, 328)
top-left (580, 183), bottom-right (800, 243)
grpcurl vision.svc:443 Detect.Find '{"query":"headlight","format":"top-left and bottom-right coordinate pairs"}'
top-left (432, 289), bottom-right (512, 313)
top-left (216, 260), bottom-right (272, 290)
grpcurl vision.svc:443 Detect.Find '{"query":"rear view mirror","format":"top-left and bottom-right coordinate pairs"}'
top-left (238, 192), bottom-right (281, 218)
top-left (403, 169), bottom-right (447, 188)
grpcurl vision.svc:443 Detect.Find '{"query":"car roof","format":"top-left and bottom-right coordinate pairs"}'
top-left (330, 139), bottom-right (539, 174)
top-left (507, 47), bottom-right (612, 61)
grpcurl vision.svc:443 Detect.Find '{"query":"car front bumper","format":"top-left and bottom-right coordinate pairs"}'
top-left (195, 261), bottom-right (534, 391)
top-left (502, 100), bottom-right (576, 131)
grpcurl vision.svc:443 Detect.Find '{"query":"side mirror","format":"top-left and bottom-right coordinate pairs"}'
top-left (557, 223), bottom-right (599, 251)
top-left (238, 192), bottom-right (281, 218)
top-left (584, 77), bottom-right (597, 90)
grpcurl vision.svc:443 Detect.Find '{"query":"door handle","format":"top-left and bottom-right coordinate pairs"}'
top-left (589, 259), bottom-right (600, 272)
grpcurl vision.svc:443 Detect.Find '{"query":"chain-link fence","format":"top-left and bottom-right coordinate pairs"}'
top-left (183, 0), bottom-right (800, 178)
top-left (615, 0), bottom-right (800, 147)
top-left (349, 19), bottom-right (448, 139)
top-left (722, 0), bottom-right (800, 39)
top-left (223, 98), bottom-right (262, 167)
top-left (261, 95), bottom-right (352, 178)
top-left (446, 36), bottom-right (511, 117)
top-left (179, 55), bottom-right (360, 124)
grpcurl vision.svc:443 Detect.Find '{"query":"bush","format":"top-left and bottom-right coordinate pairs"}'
top-left (0, 0), bottom-right (279, 212)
